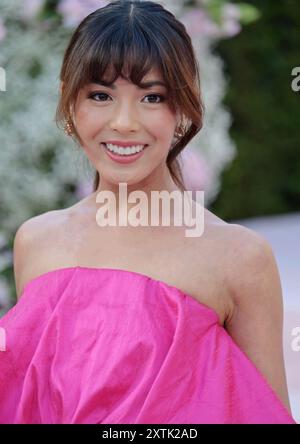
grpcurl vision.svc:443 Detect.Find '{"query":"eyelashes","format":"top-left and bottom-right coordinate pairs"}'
top-left (87, 92), bottom-right (166, 104)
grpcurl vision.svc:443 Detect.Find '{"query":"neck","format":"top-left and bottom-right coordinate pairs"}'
top-left (90, 165), bottom-right (184, 226)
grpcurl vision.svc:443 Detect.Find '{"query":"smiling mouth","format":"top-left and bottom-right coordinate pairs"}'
top-left (102, 143), bottom-right (148, 156)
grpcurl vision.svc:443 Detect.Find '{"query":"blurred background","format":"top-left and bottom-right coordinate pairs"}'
top-left (0, 0), bottom-right (299, 421)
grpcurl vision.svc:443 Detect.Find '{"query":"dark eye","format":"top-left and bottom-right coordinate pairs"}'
top-left (143, 94), bottom-right (165, 104)
top-left (88, 92), bottom-right (111, 102)
top-left (87, 92), bottom-right (165, 103)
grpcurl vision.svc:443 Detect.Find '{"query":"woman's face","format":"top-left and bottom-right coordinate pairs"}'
top-left (73, 68), bottom-right (181, 192)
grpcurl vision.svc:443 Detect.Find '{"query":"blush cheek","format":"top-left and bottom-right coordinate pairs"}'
top-left (76, 115), bottom-right (99, 145)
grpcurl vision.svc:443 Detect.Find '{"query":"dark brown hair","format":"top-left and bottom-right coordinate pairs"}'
top-left (56, 0), bottom-right (204, 192)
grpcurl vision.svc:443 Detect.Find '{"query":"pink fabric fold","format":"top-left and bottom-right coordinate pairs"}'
top-left (0, 266), bottom-right (297, 424)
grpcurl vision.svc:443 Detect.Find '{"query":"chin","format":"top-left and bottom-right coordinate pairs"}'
top-left (100, 170), bottom-right (145, 187)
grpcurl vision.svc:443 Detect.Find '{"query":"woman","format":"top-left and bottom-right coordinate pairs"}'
top-left (0, 0), bottom-right (296, 424)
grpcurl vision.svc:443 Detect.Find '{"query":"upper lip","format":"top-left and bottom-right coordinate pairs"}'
top-left (103, 140), bottom-right (148, 147)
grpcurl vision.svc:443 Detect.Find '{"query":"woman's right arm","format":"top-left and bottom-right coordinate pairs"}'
top-left (13, 210), bottom-right (66, 300)
top-left (13, 219), bottom-right (37, 300)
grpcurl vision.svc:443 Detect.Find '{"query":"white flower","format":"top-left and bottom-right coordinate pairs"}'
top-left (21, 0), bottom-right (45, 21)
top-left (57, 0), bottom-right (110, 28)
top-left (223, 4), bottom-right (241, 21)
top-left (181, 9), bottom-right (220, 38)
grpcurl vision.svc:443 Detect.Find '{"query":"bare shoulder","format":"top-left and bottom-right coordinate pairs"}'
top-left (203, 206), bottom-right (229, 226)
top-left (221, 221), bottom-right (274, 296)
top-left (202, 207), bottom-right (269, 266)
top-left (13, 193), bottom-right (95, 300)
top-left (216, 222), bottom-right (293, 414)
top-left (188, 206), bottom-right (267, 326)
top-left (218, 219), bottom-right (281, 328)
top-left (210, 220), bottom-right (274, 311)
top-left (13, 208), bottom-right (70, 300)
top-left (198, 213), bottom-right (274, 321)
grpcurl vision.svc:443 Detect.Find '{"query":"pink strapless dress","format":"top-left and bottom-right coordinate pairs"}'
top-left (0, 266), bottom-right (297, 424)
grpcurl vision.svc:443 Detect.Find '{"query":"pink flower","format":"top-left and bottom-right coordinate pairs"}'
top-left (221, 19), bottom-right (241, 37)
top-left (220, 4), bottom-right (242, 38)
top-left (182, 4), bottom-right (242, 40)
top-left (21, 0), bottom-right (45, 20)
top-left (57, 0), bottom-right (110, 28)
top-left (181, 9), bottom-right (220, 38)
top-left (222, 4), bottom-right (241, 21)
top-left (180, 147), bottom-right (210, 192)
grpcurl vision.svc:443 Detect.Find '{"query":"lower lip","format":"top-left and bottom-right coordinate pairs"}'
top-left (102, 143), bottom-right (148, 164)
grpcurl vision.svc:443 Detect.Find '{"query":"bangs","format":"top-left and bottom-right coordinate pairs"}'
top-left (77, 23), bottom-right (168, 91)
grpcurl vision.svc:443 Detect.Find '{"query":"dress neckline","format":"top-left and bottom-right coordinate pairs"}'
top-left (20, 265), bottom-right (222, 325)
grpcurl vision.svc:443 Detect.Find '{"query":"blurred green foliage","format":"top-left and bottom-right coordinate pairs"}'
top-left (206, 0), bottom-right (260, 25)
top-left (210, 0), bottom-right (300, 220)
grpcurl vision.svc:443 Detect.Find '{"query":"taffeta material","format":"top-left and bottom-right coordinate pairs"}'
top-left (0, 267), bottom-right (297, 424)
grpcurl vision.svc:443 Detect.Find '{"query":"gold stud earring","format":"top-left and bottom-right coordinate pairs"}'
top-left (64, 116), bottom-right (73, 136)
top-left (170, 118), bottom-right (189, 151)
top-left (174, 121), bottom-right (185, 139)
top-left (174, 128), bottom-right (181, 138)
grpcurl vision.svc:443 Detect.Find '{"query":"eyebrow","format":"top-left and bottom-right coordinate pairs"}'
top-left (90, 80), bottom-right (167, 89)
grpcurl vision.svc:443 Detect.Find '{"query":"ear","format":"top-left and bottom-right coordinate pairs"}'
top-left (60, 81), bottom-right (64, 94)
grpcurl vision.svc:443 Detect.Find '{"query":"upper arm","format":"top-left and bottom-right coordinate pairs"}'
top-left (13, 212), bottom-right (54, 300)
top-left (225, 225), bottom-right (292, 415)
top-left (13, 218), bottom-right (38, 300)
top-left (13, 210), bottom-right (71, 300)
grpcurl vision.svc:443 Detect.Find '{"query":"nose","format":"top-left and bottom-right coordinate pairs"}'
top-left (108, 101), bottom-right (140, 133)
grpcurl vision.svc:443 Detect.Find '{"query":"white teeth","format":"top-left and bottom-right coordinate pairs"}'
top-left (105, 143), bottom-right (146, 155)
